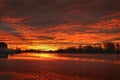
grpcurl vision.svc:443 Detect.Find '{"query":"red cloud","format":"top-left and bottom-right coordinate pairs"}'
top-left (90, 18), bottom-right (120, 29)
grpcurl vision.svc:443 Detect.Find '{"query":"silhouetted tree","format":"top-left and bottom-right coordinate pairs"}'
top-left (66, 47), bottom-right (77, 53)
top-left (83, 45), bottom-right (94, 53)
top-left (55, 42), bottom-right (120, 53)
top-left (0, 42), bottom-right (8, 49)
top-left (77, 45), bottom-right (83, 53)
top-left (0, 42), bottom-right (8, 58)
top-left (116, 43), bottom-right (120, 50)
top-left (103, 42), bottom-right (115, 53)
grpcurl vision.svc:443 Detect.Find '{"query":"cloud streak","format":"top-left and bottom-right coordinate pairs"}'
top-left (0, 0), bottom-right (120, 49)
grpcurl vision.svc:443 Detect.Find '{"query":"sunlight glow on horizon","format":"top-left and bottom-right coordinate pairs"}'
top-left (0, 0), bottom-right (120, 51)
top-left (28, 45), bottom-right (58, 51)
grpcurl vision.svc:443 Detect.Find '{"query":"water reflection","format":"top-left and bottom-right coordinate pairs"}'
top-left (9, 53), bottom-right (55, 60)
top-left (1, 53), bottom-right (120, 80)
top-left (8, 53), bottom-right (120, 64)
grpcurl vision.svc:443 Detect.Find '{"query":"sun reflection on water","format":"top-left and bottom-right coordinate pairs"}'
top-left (9, 53), bottom-right (57, 60)
top-left (34, 54), bottom-right (55, 58)
top-left (8, 53), bottom-right (120, 65)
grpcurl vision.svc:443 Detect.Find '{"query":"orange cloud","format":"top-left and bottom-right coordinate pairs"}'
top-left (0, 0), bottom-right (120, 50)
top-left (90, 18), bottom-right (120, 29)
top-left (1, 16), bottom-right (25, 23)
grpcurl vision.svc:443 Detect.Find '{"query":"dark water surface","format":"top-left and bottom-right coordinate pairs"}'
top-left (0, 53), bottom-right (120, 80)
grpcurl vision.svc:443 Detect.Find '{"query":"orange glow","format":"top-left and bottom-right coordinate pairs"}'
top-left (9, 53), bottom-right (120, 64)
top-left (38, 54), bottom-right (52, 58)
top-left (9, 53), bottom-right (57, 60)
top-left (28, 45), bottom-right (58, 51)
top-left (0, 17), bottom-right (120, 50)
top-left (35, 54), bottom-right (55, 58)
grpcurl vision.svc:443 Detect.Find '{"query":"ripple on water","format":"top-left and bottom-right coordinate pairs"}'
top-left (0, 72), bottom-right (89, 80)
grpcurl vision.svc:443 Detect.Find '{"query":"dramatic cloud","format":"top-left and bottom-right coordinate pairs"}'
top-left (39, 36), bottom-right (55, 40)
top-left (0, 0), bottom-right (120, 50)
top-left (102, 37), bottom-right (120, 43)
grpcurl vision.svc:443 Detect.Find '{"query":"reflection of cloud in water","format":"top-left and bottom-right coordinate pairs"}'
top-left (9, 53), bottom-right (120, 64)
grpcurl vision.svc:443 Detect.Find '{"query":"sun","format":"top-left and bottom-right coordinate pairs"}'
top-left (28, 45), bottom-right (58, 51)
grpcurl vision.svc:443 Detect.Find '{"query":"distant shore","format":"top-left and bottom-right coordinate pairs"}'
top-left (0, 42), bottom-right (120, 59)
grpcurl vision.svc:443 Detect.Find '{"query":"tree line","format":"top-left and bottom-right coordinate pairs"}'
top-left (55, 42), bottom-right (120, 53)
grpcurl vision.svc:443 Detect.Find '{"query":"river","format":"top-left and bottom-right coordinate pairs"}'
top-left (0, 53), bottom-right (120, 80)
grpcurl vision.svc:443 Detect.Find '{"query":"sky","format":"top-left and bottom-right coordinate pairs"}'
top-left (0, 0), bottom-right (120, 50)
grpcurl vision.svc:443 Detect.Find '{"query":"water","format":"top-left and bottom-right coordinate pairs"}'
top-left (0, 53), bottom-right (120, 80)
